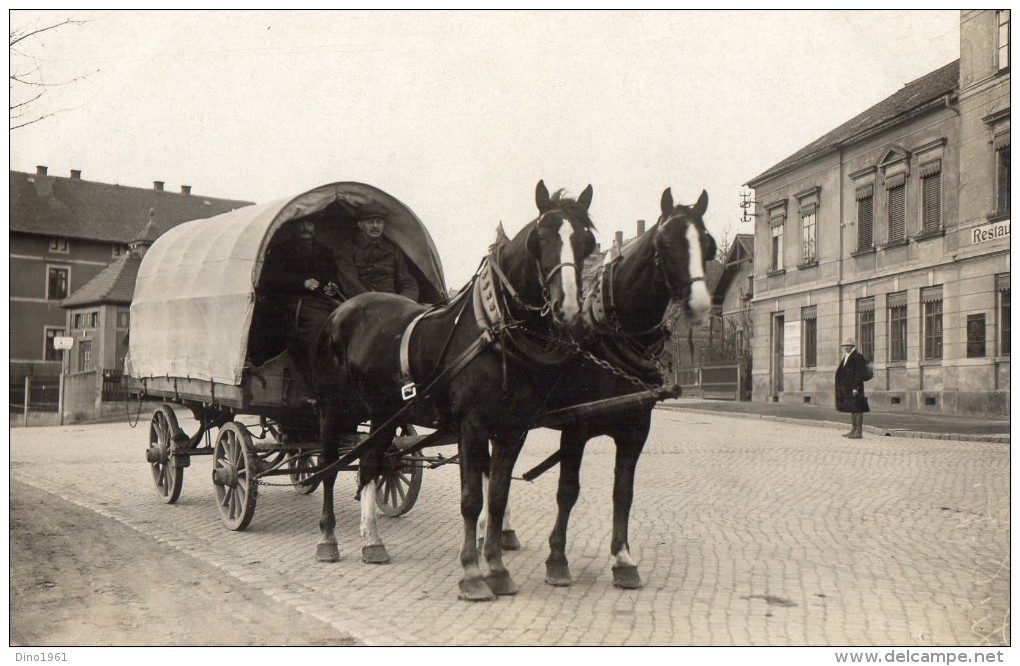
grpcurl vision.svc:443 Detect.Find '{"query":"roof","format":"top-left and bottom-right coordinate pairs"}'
top-left (61, 251), bottom-right (142, 308)
top-left (9, 170), bottom-right (254, 242)
top-left (128, 182), bottom-right (447, 386)
top-left (712, 234), bottom-right (754, 302)
top-left (747, 60), bottom-right (959, 187)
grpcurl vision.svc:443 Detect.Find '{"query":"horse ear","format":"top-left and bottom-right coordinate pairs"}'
top-left (535, 180), bottom-right (551, 212)
top-left (577, 184), bottom-right (593, 212)
top-left (693, 189), bottom-right (709, 217)
top-left (660, 188), bottom-right (674, 216)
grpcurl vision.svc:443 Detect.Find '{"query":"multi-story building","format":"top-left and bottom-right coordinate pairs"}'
top-left (744, 10), bottom-right (1009, 415)
top-left (10, 166), bottom-right (253, 377)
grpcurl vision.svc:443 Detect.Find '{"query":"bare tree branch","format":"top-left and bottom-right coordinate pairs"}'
top-left (9, 16), bottom-right (93, 131)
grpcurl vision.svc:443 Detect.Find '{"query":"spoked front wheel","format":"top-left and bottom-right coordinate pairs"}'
top-left (147, 404), bottom-right (184, 504)
top-left (211, 422), bottom-right (258, 531)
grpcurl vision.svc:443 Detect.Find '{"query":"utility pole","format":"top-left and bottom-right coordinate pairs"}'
top-left (739, 189), bottom-right (754, 225)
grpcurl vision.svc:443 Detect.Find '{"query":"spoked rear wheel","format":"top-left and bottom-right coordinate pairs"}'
top-left (375, 424), bottom-right (423, 517)
top-left (286, 451), bottom-right (320, 494)
top-left (212, 422), bottom-right (258, 531)
top-left (147, 404), bottom-right (184, 504)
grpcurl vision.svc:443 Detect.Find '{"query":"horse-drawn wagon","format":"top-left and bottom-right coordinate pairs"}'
top-left (127, 179), bottom-right (715, 598)
top-left (126, 182), bottom-right (451, 530)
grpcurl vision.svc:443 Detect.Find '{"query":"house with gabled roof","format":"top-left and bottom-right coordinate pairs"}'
top-left (744, 10), bottom-right (1009, 415)
top-left (10, 166), bottom-right (253, 377)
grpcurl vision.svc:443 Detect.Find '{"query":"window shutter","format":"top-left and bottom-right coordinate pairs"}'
top-left (919, 159), bottom-right (942, 178)
top-left (993, 131), bottom-right (1010, 151)
top-left (857, 297), bottom-right (875, 313)
top-left (888, 184), bottom-right (905, 242)
top-left (855, 184), bottom-right (873, 200)
top-left (997, 274), bottom-right (1010, 292)
top-left (922, 172), bottom-right (942, 233)
top-left (887, 291), bottom-right (907, 308)
top-left (857, 194), bottom-right (873, 249)
top-left (921, 285), bottom-right (943, 303)
top-left (884, 172), bottom-right (906, 189)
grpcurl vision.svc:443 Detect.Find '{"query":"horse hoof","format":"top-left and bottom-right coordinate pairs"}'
top-left (501, 530), bottom-right (521, 551)
top-left (485, 571), bottom-right (519, 596)
top-left (316, 543), bottom-right (340, 562)
top-left (458, 578), bottom-right (496, 602)
top-left (612, 564), bottom-right (643, 589)
top-left (545, 562), bottom-right (573, 587)
top-left (361, 544), bottom-right (390, 564)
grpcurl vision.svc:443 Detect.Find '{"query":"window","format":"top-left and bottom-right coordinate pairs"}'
top-left (888, 292), bottom-right (907, 363)
top-left (802, 307), bottom-right (817, 368)
top-left (920, 160), bottom-right (942, 234)
top-left (47, 266), bottom-right (69, 300)
top-left (999, 274), bottom-right (1010, 356)
top-left (78, 340), bottom-right (93, 372)
top-left (995, 138), bottom-right (1010, 216)
top-left (801, 210), bottom-right (816, 263)
top-left (88, 312), bottom-right (99, 328)
top-left (117, 311), bottom-right (130, 328)
top-left (44, 328), bottom-right (65, 362)
top-left (771, 220), bottom-right (784, 271)
top-left (999, 10), bottom-right (1010, 70)
top-left (856, 297), bottom-right (875, 362)
top-left (887, 181), bottom-right (906, 243)
top-left (72, 313), bottom-right (82, 329)
top-left (922, 286), bottom-right (943, 360)
top-left (49, 237), bottom-right (69, 253)
top-left (112, 244), bottom-right (127, 258)
top-left (967, 314), bottom-right (987, 358)
top-left (856, 185), bottom-right (874, 250)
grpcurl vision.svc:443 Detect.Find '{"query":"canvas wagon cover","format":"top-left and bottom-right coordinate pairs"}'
top-left (128, 182), bottom-right (446, 386)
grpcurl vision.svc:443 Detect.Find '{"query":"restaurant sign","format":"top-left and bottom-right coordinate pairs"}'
top-left (971, 219), bottom-right (1010, 244)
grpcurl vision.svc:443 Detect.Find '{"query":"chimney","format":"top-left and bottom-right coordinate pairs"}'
top-left (70, 169), bottom-right (82, 180)
top-left (153, 181), bottom-right (164, 191)
top-left (36, 165), bottom-right (48, 177)
top-left (181, 185), bottom-right (191, 195)
top-left (614, 230), bottom-right (624, 247)
top-left (636, 219), bottom-right (646, 236)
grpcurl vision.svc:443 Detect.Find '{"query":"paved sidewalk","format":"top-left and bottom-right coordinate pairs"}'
top-left (658, 398), bottom-right (1010, 443)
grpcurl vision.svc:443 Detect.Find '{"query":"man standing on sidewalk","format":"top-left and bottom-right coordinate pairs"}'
top-left (835, 337), bottom-right (873, 439)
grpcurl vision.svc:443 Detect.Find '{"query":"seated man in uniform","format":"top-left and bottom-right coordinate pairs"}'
top-left (257, 217), bottom-right (342, 375)
top-left (335, 204), bottom-right (420, 302)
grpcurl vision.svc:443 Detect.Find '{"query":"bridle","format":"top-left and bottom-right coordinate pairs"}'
top-left (533, 210), bottom-right (584, 304)
top-left (653, 210), bottom-right (705, 303)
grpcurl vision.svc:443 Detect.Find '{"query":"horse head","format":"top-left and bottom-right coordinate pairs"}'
top-left (525, 180), bottom-right (597, 330)
top-left (654, 188), bottom-right (716, 326)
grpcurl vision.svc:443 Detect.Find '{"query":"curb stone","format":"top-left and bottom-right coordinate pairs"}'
top-left (655, 405), bottom-right (1010, 444)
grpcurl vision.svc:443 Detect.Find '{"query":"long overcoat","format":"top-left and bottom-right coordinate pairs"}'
top-left (834, 349), bottom-right (872, 413)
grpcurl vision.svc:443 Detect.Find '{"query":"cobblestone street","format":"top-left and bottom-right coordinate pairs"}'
top-left (9, 407), bottom-right (1010, 646)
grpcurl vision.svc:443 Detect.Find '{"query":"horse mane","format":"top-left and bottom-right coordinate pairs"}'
top-left (547, 188), bottom-right (596, 232)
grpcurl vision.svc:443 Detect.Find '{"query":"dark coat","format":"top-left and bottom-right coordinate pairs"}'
top-left (834, 349), bottom-right (872, 413)
top-left (253, 238), bottom-right (341, 371)
top-left (336, 233), bottom-right (419, 301)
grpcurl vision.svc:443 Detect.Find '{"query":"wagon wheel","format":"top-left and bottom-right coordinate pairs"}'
top-left (261, 420), bottom-right (321, 495)
top-left (147, 404), bottom-right (184, 504)
top-left (286, 451), bottom-right (320, 494)
top-left (375, 424), bottom-right (423, 517)
top-left (212, 422), bottom-right (259, 531)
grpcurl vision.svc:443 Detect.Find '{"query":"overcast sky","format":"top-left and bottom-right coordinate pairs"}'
top-left (10, 10), bottom-right (960, 288)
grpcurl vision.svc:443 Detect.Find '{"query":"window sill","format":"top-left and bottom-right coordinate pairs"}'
top-left (879, 239), bottom-right (908, 249)
top-left (766, 268), bottom-right (786, 277)
top-left (912, 228), bottom-right (945, 242)
top-left (987, 211), bottom-right (1011, 223)
top-left (850, 246), bottom-right (875, 257)
top-left (796, 259), bottom-right (818, 270)
top-left (920, 359), bottom-right (943, 366)
top-left (886, 361), bottom-right (906, 368)
top-left (994, 355), bottom-right (1011, 363)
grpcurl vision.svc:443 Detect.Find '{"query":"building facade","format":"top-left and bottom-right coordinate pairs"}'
top-left (745, 10), bottom-right (1009, 415)
top-left (10, 167), bottom-right (253, 377)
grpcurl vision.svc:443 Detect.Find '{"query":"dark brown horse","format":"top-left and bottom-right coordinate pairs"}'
top-left (499, 188), bottom-right (715, 590)
top-left (316, 181), bottom-right (597, 601)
